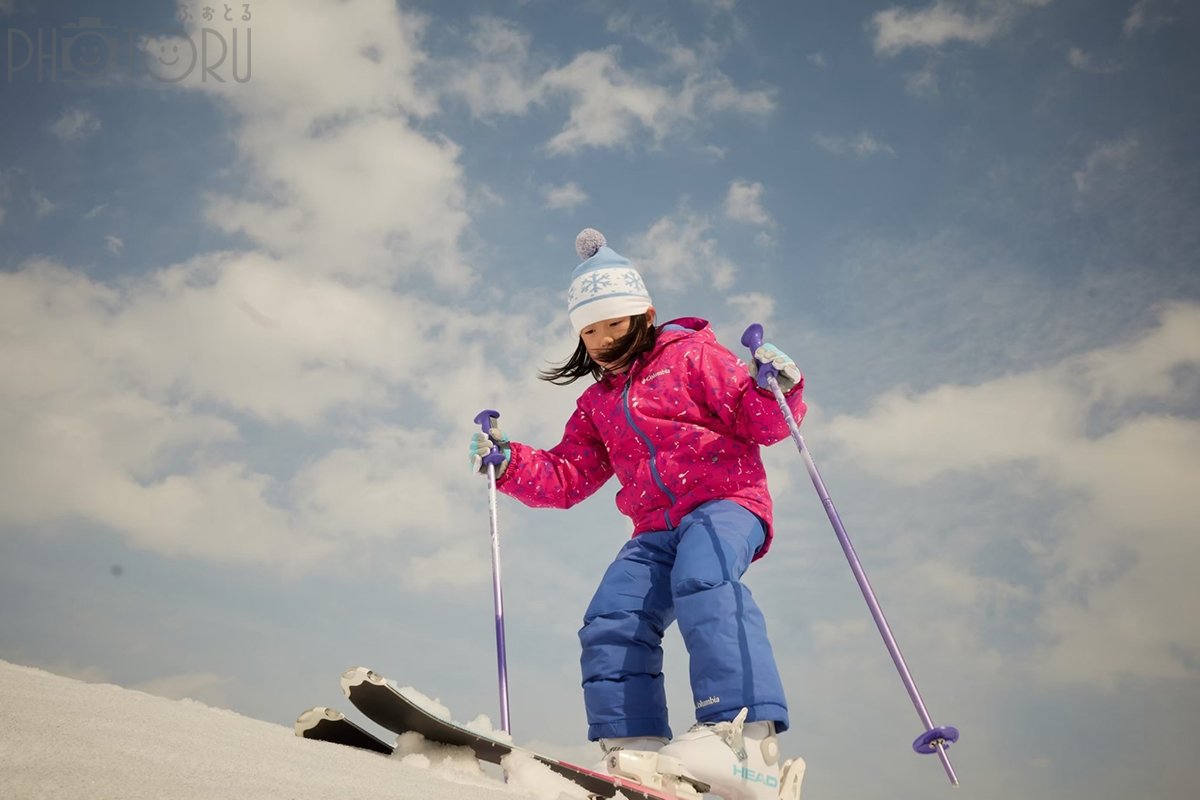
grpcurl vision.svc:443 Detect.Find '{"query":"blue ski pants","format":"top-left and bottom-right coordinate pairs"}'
top-left (579, 499), bottom-right (789, 741)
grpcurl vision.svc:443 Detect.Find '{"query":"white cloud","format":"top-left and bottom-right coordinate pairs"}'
top-left (807, 52), bottom-right (827, 69)
top-left (813, 132), bottom-right (895, 158)
top-left (403, 544), bottom-right (493, 591)
top-left (150, 0), bottom-right (436, 123)
top-left (444, 16), bottom-right (543, 117)
top-left (543, 181), bottom-right (588, 211)
top-left (0, 254), bottom-right (540, 575)
top-left (725, 292), bottom-right (776, 329)
top-left (203, 116), bottom-right (472, 287)
top-left (628, 210), bottom-right (737, 291)
top-left (104, 235), bottom-right (124, 255)
top-left (32, 190), bottom-right (54, 218)
top-left (1123, 0), bottom-right (1150, 33)
top-left (541, 48), bottom-right (679, 154)
top-left (49, 108), bottom-right (101, 142)
top-left (905, 62), bottom-right (940, 96)
top-left (0, 14), bottom-right (580, 579)
top-left (871, 2), bottom-right (1001, 54)
top-left (1067, 47), bottom-right (1122, 74)
top-left (870, 0), bottom-right (1052, 56)
top-left (824, 301), bottom-right (1200, 686)
top-left (0, 261), bottom-right (272, 564)
top-left (440, 18), bottom-right (774, 155)
top-left (147, 0), bottom-right (468, 288)
top-left (723, 180), bottom-right (773, 227)
top-left (290, 426), bottom-right (478, 546)
top-left (1073, 136), bottom-right (1138, 194)
top-left (1123, 0), bottom-right (1179, 36)
top-left (112, 252), bottom-right (434, 424)
top-left (701, 73), bottom-right (775, 116)
top-left (1077, 301), bottom-right (1200, 406)
top-left (573, 54), bottom-right (771, 151)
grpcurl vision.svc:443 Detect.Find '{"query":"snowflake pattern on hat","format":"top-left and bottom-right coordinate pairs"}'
top-left (580, 272), bottom-right (612, 295)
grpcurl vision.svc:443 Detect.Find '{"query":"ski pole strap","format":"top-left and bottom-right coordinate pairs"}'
top-left (473, 409), bottom-right (507, 468)
top-left (739, 323), bottom-right (778, 390)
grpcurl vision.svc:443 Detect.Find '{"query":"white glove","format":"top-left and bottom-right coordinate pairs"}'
top-left (469, 425), bottom-right (511, 477)
top-left (754, 343), bottom-right (802, 392)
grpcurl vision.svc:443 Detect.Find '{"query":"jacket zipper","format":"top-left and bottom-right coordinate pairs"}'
top-left (622, 372), bottom-right (676, 530)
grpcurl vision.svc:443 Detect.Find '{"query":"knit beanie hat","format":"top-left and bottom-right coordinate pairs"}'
top-left (567, 228), bottom-right (653, 333)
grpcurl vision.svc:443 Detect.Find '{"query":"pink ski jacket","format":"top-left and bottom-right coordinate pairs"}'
top-left (496, 318), bottom-right (806, 559)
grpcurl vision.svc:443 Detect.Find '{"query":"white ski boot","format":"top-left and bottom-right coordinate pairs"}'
top-left (654, 709), bottom-right (806, 800)
top-left (597, 736), bottom-right (707, 800)
top-left (594, 736), bottom-right (667, 774)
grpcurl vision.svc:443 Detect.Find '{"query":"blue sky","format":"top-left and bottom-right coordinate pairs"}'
top-left (1, 1), bottom-right (1197, 798)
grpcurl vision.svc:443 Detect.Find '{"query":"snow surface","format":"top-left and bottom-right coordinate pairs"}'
top-left (0, 659), bottom-right (599, 800)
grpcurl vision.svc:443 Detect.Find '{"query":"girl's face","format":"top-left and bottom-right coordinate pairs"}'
top-left (580, 315), bottom-right (634, 371)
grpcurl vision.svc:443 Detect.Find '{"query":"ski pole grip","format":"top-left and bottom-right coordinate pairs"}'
top-left (473, 409), bottom-right (506, 468)
top-left (740, 323), bottom-right (778, 390)
top-left (474, 409), bottom-right (499, 437)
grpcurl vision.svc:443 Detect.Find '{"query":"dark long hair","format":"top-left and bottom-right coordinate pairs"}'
top-left (539, 312), bottom-right (659, 385)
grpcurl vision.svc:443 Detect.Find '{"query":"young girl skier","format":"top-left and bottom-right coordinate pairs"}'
top-left (469, 229), bottom-right (807, 800)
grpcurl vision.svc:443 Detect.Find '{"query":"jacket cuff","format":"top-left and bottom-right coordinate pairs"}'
top-left (493, 444), bottom-right (516, 487)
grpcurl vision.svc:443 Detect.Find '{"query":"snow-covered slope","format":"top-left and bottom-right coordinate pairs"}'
top-left (0, 659), bottom-right (552, 800)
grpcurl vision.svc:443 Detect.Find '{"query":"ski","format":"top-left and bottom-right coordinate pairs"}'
top-left (295, 705), bottom-right (394, 755)
top-left (341, 666), bottom-right (710, 800)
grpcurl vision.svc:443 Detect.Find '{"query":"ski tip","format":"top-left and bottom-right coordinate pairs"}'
top-left (339, 666), bottom-right (385, 697)
top-left (295, 706), bottom-right (343, 736)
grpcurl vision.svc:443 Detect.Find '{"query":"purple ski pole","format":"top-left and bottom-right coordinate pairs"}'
top-left (741, 324), bottom-right (960, 786)
top-left (474, 409), bottom-right (511, 735)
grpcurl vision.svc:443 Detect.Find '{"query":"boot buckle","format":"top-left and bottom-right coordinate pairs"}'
top-left (606, 751), bottom-right (710, 800)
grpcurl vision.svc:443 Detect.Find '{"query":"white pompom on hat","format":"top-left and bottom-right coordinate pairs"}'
top-left (567, 228), bottom-right (653, 332)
